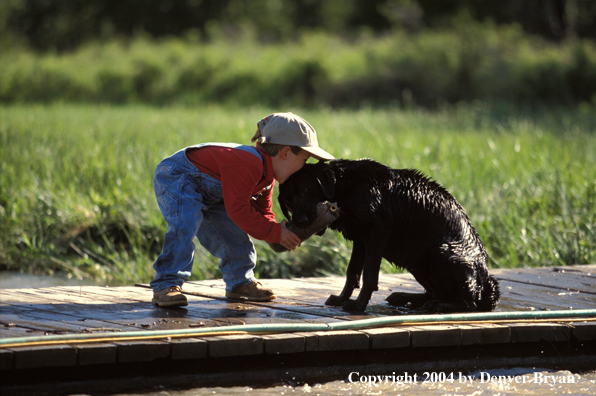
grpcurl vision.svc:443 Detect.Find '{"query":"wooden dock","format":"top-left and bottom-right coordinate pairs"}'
top-left (2, 265), bottom-right (596, 395)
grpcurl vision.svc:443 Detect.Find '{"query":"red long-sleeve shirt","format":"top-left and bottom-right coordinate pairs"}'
top-left (186, 146), bottom-right (281, 244)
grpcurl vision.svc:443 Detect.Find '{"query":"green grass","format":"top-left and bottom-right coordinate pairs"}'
top-left (1, 103), bottom-right (594, 285)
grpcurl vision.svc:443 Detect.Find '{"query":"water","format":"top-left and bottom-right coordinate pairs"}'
top-left (112, 368), bottom-right (596, 395)
top-left (0, 271), bottom-right (107, 289)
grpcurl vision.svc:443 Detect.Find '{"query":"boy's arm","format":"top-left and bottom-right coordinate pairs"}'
top-left (252, 182), bottom-right (301, 251)
top-left (279, 220), bottom-right (301, 251)
top-left (220, 164), bottom-right (283, 244)
top-left (250, 183), bottom-right (276, 222)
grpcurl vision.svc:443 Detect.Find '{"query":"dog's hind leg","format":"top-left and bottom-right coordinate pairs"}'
top-left (385, 292), bottom-right (431, 309)
top-left (421, 299), bottom-right (471, 313)
top-left (325, 240), bottom-right (366, 306)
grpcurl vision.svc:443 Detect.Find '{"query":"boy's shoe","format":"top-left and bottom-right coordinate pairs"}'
top-left (226, 281), bottom-right (277, 302)
top-left (152, 286), bottom-right (188, 307)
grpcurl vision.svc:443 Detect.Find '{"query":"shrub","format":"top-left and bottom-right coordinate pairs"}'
top-left (0, 24), bottom-right (595, 108)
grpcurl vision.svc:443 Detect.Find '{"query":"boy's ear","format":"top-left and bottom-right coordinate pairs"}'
top-left (281, 146), bottom-right (292, 158)
top-left (315, 161), bottom-right (335, 200)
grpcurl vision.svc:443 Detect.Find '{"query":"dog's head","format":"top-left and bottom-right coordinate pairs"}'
top-left (278, 160), bottom-right (336, 230)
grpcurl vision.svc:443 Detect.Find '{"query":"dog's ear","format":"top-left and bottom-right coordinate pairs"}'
top-left (278, 195), bottom-right (292, 221)
top-left (315, 161), bottom-right (336, 200)
top-left (281, 204), bottom-right (292, 221)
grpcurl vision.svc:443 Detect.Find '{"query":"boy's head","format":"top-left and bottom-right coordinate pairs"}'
top-left (251, 113), bottom-right (334, 161)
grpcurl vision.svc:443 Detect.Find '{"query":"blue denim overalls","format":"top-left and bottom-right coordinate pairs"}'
top-left (150, 143), bottom-right (263, 293)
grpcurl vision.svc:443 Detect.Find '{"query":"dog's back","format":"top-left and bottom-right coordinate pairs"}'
top-left (328, 160), bottom-right (484, 253)
top-left (332, 161), bottom-right (499, 311)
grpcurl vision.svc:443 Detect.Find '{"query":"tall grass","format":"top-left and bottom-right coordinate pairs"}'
top-left (0, 104), bottom-right (594, 285)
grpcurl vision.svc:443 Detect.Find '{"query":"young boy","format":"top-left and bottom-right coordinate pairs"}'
top-left (150, 112), bottom-right (334, 307)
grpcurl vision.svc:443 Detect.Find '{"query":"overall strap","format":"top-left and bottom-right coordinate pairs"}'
top-left (186, 143), bottom-right (267, 187)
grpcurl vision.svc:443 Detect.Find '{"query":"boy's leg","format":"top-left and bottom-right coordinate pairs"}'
top-left (151, 172), bottom-right (204, 306)
top-left (197, 204), bottom-right (276, 301)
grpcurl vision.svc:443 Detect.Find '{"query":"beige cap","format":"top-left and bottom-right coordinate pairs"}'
top-left (251, 112), bottom-right (334, 161)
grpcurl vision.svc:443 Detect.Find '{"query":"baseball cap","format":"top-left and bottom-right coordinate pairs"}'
top-left (251, 112), bottom-right (334, 161)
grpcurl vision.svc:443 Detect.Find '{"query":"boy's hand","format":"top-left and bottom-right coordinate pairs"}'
top-left (279, 220), bottom-right (301, 251)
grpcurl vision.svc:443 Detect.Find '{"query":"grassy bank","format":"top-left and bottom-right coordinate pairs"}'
top-left (0, 104), bottom-right (594, 285)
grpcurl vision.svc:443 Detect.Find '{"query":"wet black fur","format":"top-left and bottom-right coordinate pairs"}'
top-left (278, 159), bottom-right (500, 313)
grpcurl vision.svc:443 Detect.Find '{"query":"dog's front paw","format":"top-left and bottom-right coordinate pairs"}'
top-left (325, 294), bottom-right (348, 306)
top-left (342, 299), bottom-right (367, 312)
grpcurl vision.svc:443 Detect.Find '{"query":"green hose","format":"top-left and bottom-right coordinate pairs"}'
top-left (2, 309), bottom-right (595, 349)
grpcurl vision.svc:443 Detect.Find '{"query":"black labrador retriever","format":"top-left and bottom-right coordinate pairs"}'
top-left (278, 159), bottom-right (500, 313)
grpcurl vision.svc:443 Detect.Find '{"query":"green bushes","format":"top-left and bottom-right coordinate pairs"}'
top-left (2, 24), bottom-right (595, 108)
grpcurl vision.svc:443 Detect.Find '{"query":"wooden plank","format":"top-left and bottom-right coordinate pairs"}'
top-left (0, 323), bottom-right (41, 339)
top-left (491, 264), bottom-right (596, 276)
top-left (0, 349), bottom-right (13, 370)
top-left (114, 340), bottom-right (171, 363)
top-left (51, 285), bottom-right (155, 303)
top-left (263, 333), bottom-right (306, 354)
top-left (10, 344), bottom-right (77, 369)
top-left (494, 266), bottom-right (596, 295)
top-left (2, 286), bottom-right (141, 304)
top-left (409, 325), bottom-right (462, 348)
top-left (76, 343), bottom-right (117, 365)
top-left (1, 304), bottom-right (189, 338)
top-left (179, 281), bottom-right (376, 320)
top-left (1, 289), bottom-right (158, 320)
top-left (304, 330), bottom-right (369, 352)
top-left (184, 278), bottom-right (337, 302)
top-left (4, 286), bottom-right (184, 318)
top-left (9, 306), bottom-right (222, 333)
top-left (360, 327), bottom-right (410, 349)
top-left (0, 291), bottom-right (73, 311)
top-left (492, 264), bottom-right (596, 277)
top-left (196, 299), bottom-right (338, 324)
top-left (460, 324), bottom-right (511, 345)
top-left (170, 338), bottom-right (208, 360)
top-left (509, 323), bottom-right (571, 343)
top-left (0, 305), bottom-right (138, 334)
top-left (291, 275), bottom-right (425, 308)
top-left (66, 284), bottom-right (348, 325)
top-left (0, 311), bottom-right (95, 334)
top-left (179, 279), bottom-right (394, 319)
top-left (207, 335), bottom-right (264, 358)
top-left (291, 270), bottom-right (596, 313)
top-left (4, 287), bottom-right (325, 328)
top-left (5, 287), bottom-right (160, 312)
top-left (570, 321), bottom-right (596, 341)
top-left (496, 280), bottom-right (596, 311)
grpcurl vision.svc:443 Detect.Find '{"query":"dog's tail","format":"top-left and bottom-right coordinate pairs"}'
top-left (478, 275), bottom-right (501, 311)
